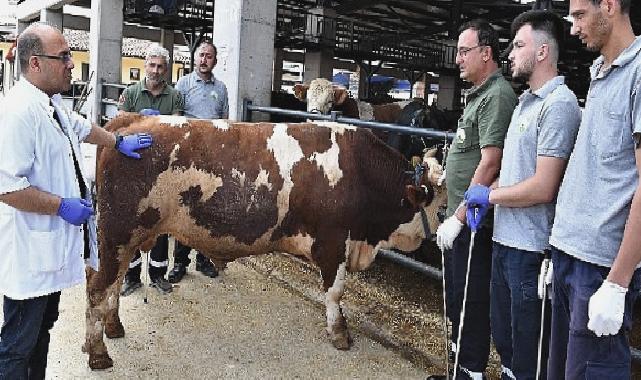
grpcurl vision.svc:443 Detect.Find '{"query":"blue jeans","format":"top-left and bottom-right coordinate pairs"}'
top-left (491, 243), bottom-right (549, 380)
top-left (548, 248), bottom-right (641, 380)
top-left (0, 292), bottom-right (61, 380)
top-left (444, 225), bottom-right (493, 373)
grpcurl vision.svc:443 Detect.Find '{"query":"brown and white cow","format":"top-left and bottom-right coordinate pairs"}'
top-left (294, 78), bottom-right (409, 122)
top-left (84, 113), bottom-right (440, 370)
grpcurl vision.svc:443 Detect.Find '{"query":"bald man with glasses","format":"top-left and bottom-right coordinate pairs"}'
top-left (0, 23), bottom-right (152, 379)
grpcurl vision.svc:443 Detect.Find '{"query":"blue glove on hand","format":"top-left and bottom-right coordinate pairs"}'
top-left (464, 184), bottom-right (491, 208)
top-left (139, 108), bottom-right (160, 116)
top-left (57, 198), bottom-right (94, 226)
top-left (466, 204), bottom-right (488, 232)
top-left (115, 133), bottom-right (153, 159)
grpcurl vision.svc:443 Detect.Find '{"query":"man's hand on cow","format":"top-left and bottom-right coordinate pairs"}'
top-left (115, 133), bottom-right (153, 159)
top-left (436, 215), bottom-right (464, 252)
top-left (588, 279), bottom-right (628, 337)
top-left (57, 198), bottom-right (94, 226)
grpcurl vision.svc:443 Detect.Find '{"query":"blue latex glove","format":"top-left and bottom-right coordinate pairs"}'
top-left (139, 108), bottom-right (160, 116)
top-left (464, 184), bottom-right (492, 208)
top-left (115, 133), bottom-right (153, 159)
top-left (466, 204), bottom-right (488, 232)
top-left (57, 198), bottom-right (94, 226)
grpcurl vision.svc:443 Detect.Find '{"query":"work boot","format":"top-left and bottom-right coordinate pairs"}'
top-left (196, 259), bottom-right (219, 278)
top-left (150, 276), bottom-right (173, 294)
top-left (121, 278), bottom-right (143, 297)
top-left (167, 263), bottom-right (187, 283)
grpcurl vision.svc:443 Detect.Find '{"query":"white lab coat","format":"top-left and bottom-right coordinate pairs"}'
top-left (0, 79), bottom-right (97, 300)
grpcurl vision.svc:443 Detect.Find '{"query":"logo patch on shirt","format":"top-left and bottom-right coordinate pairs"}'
top-left (210, 91), bottom-right (218, 101)
top-left (456, 128), bottom-right (466, 143)
top-left (518, 121), bottom-right (527, 133)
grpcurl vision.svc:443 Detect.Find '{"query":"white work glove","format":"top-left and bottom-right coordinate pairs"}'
top-left (587, 279), bottom-right (628, 337)
top-left (436, 215), bottom-right (464, 252)
top-left (537, 259), bottom-right (553, 299)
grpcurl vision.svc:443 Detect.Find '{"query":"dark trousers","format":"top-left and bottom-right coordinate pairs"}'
top-left (444, 225), bottom-right (492, 373)
top-left (126, 234), bottom-right (169, 282)
top-left (491, 243), bottom-right (550, 380)
top-left (173, 241), bottom-right (209, 266)
top-left (0, 292), bottom-right (61, 380)
top-left (548, 248), bottom-right (641, 380)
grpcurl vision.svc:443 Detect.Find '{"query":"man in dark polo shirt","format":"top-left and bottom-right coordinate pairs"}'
top-left (118, 43), bottom-right (183, 296)
top-left (429, 19), bottom-right (517, 380)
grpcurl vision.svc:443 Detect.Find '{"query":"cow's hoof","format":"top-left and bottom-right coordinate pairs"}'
top-left (105, 322), bottom-right (125, 339)
top-left (88, 353), bottom-right (114, 370)
top-left (330, 331), bottom-right (351, 350)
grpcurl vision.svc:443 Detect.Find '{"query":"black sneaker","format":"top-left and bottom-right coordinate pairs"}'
top-left (150, 276), bottom-right (173, 294)
top-left (167, 263), bottom-right (187, 283)
top-left (196, 260), bottom-right (219, 278)
top-left (121, 278), bottom-right (143, 297)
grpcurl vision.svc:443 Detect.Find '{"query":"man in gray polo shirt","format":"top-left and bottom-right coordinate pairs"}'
top-left (464, 11), bottom-right (580, 379)
top-left (168, 41), bottom-right (228, 283)
top-left (546, 0), bottom-right (641, 378)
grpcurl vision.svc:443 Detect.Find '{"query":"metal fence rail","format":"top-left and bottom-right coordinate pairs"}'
top-left (243, 100), bottom-right (452, 140)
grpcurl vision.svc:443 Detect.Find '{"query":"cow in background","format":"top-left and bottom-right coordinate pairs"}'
top-left (84, 114), bottom-right (441, 370)
top-left (391, 101), bottom-right (459, 160)
top-left (294, 78), bottom-right (408, 122)
top-left (296, 78), bottom-right (460, 161)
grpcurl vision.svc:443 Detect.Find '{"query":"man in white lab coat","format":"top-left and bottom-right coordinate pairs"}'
top-left (0, 23), bottom-right (152, 379)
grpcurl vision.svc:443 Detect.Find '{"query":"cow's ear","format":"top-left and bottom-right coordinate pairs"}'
top-left (334, 88), bottom-right (348, 105)
top-left (294, 84), bottom-right (309, 101)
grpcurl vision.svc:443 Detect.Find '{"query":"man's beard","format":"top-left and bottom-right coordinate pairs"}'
top-left (512, 56), bottom-right (535, 82)
top-left (147, 75), bottom-right (163, 85)
top-left (586, 11), bottom-right (610, 52)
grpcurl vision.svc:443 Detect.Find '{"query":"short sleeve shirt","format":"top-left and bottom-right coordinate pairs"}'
top-left (493, 76), bottom-right (581, 252)
top-left (118, 78), bottom-right (184, 115)
top-left (175, 72), bottom-right (229, 119)
top-left (445, 69), bottom-right (518, 217)
top-left (550, 36), bottom-right (641, 268)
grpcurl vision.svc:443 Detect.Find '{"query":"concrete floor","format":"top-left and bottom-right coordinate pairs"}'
top-left (1, 257), bottom-right (428, 380)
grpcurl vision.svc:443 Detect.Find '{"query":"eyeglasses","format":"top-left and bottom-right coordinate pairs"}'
top-left (33, 52), bottom-right (73, 64)
top-left (457, 45), bottom-right (485, 57)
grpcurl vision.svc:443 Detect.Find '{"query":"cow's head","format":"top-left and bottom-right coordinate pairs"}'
top-left (294, 78), bottom-right (349, 114)
top-left (401, 147), bottom-right (449, 240)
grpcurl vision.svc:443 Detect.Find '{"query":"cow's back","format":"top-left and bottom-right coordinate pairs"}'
top-left (98, 117), bottom-right (414, 264)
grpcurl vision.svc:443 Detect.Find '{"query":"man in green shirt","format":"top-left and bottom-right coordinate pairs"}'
top-left (118, 47), bottom-right (183, 115)
top-left (118, 44), bottom-right (184, 297)
top-left (429, 20), bottom-right (517, 380)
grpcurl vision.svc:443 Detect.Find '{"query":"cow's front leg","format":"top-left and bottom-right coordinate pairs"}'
top-left (324, 261), bottom-right (350, 349)
top-left (84, 268), bottom-right (114, 370)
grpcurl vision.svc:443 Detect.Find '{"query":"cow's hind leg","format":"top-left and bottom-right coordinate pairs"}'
top-left (324, 261), bottom-right (350, 349)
